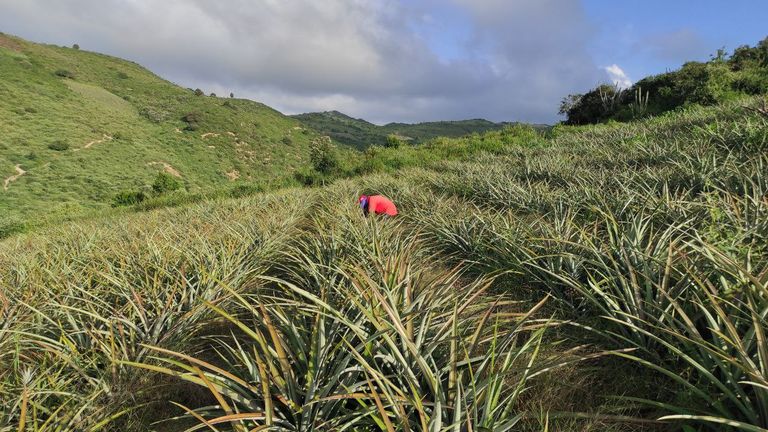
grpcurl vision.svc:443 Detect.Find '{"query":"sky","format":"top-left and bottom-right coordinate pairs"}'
top-left (0, 1), bottom-right (765, 124)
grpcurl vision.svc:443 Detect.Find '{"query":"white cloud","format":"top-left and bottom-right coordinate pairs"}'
top-left (0, 0), bottom-right (609, 123)
top-left (604, 64), bottom-right (632, 88)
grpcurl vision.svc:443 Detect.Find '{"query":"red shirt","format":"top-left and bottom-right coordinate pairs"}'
top-left (367, 195), bottom-right (398, 216)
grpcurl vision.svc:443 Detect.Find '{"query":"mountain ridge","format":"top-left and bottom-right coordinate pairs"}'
top-left (291, 110), bottom-right (547, 149)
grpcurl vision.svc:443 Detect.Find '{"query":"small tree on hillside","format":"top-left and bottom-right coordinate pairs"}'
top-left (72, 43), bottom-right (80, 50)
top-left (384, 134), bottom-right (404, 148)
top-left (310, 137), bottom-right (338, 174)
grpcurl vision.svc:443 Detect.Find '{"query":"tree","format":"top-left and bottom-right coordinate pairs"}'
top-left (309, 137), bottom-right (338, 174)
top-left (230, 92), bottom-right (234, 98)
top-left (560, 84), bottom-right (624, 125)
top-left (384, 134), bottom-right (403, 148)
top-left (72, 43), bottom-right (80, 50)
top-left (558, 94), bottom-right (582, 117)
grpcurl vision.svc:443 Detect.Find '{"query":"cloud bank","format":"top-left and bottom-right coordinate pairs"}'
top-left (0, 0), bottom-right (618, 123)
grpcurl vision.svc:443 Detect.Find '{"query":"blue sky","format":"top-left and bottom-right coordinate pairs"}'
top-left (0, 0), bottom-right (766, 123)
top-left (583, 0), bottom-right (768, 82)
top-left (412, 0), bottom-right (767, 88)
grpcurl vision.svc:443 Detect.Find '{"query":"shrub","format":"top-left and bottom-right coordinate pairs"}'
top-left (309, 137), bottom-right (338, 174)
top-left (72, 43), bottom-right (80, 50)
top-left (181, 112), bottom-right (202, 130)
top-left (293, 167), bottom-right (328, 186)
top-left (112, 190), bottom-right (146, 207)
top-left (152, 172), bottom-right (183, 194)
top-left (560, 83), bottom-right (625, 125)
top-left (281, 136), bottom-right (292, 145)
top-left (226, 183), bottom-right (264, 198)
top-left (117, 71), bottom-right (129, 79)
top-left (48, 140), bottom-right (70, 151)
top-left (139, 106), bottom-right (168, 123)
top-left (229, 92), bottom-right (234, 98)
top-left (0, 216), bottom-right (26, 239)
top-left (732, 70), bottom-right (768, 95)
top-left (384, 134), bottom-right (404, 148)
top-left (181, 112), bottom-right (202, 124)
top-left (194, 88), bottom-right (204, 96)
top-left (209, 93), bottom-right (216, 97)
top-left (54, 69), bottom-right (75, 79)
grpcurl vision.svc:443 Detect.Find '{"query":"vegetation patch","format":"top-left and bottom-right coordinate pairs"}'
top-left (47, 140), bottom-right (70, 151)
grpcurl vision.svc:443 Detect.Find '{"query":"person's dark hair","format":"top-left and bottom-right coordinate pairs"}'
top-left (360, 194), bottom-right (370, 217)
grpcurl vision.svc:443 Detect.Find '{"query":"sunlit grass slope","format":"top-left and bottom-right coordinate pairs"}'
top-left (0, 32), bottom-right (318, 223)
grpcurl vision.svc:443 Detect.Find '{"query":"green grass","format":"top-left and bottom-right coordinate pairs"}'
top-left (0, 32), bottom-right (319, 224)
top-left (2, 95), bottom-right (766, 431)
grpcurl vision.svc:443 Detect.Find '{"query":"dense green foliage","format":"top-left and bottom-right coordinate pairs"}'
top-left (561, 37), bottom-right (768, 124)
top-left (291, 110), bottom-right (546, 149)
top-left (2, 96), bottom-right (766, 431)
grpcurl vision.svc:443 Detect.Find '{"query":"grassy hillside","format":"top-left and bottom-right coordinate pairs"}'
top-left (2, 96), bottom-right (766, 431)
top-left (291, 110), bottom-right (539, 149)
top-left (0, 33), bottom-right (319, 225)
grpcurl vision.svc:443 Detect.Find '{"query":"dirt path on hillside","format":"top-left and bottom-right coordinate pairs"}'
top-left (73, 134), bottom-right (113, 152)
top-left (3, 165), bottom-right (26, 191)
top-left (225, 169), bottom-right (240, 181)
top-left (148, 161), bottom-right (182, 178)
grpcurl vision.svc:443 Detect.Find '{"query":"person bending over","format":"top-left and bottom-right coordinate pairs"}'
top-left (359, 194), bottom-right (398, 217)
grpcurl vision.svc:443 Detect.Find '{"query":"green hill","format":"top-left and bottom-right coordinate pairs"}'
top-left (0, 33), bottom-right (320, 224)
top-left (291, 110), bottom-right (543, 149)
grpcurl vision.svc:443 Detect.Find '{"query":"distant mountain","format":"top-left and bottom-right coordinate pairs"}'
top-left (0, 33), bottom-right (319, 222)
top-left (292, 111), bottom-right (547, 149)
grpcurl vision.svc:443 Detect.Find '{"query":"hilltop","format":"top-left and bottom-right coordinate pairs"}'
top-left (0, 32), bottom-right (320, 225)
top-left (291, 110), bottom-right (543, 149)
